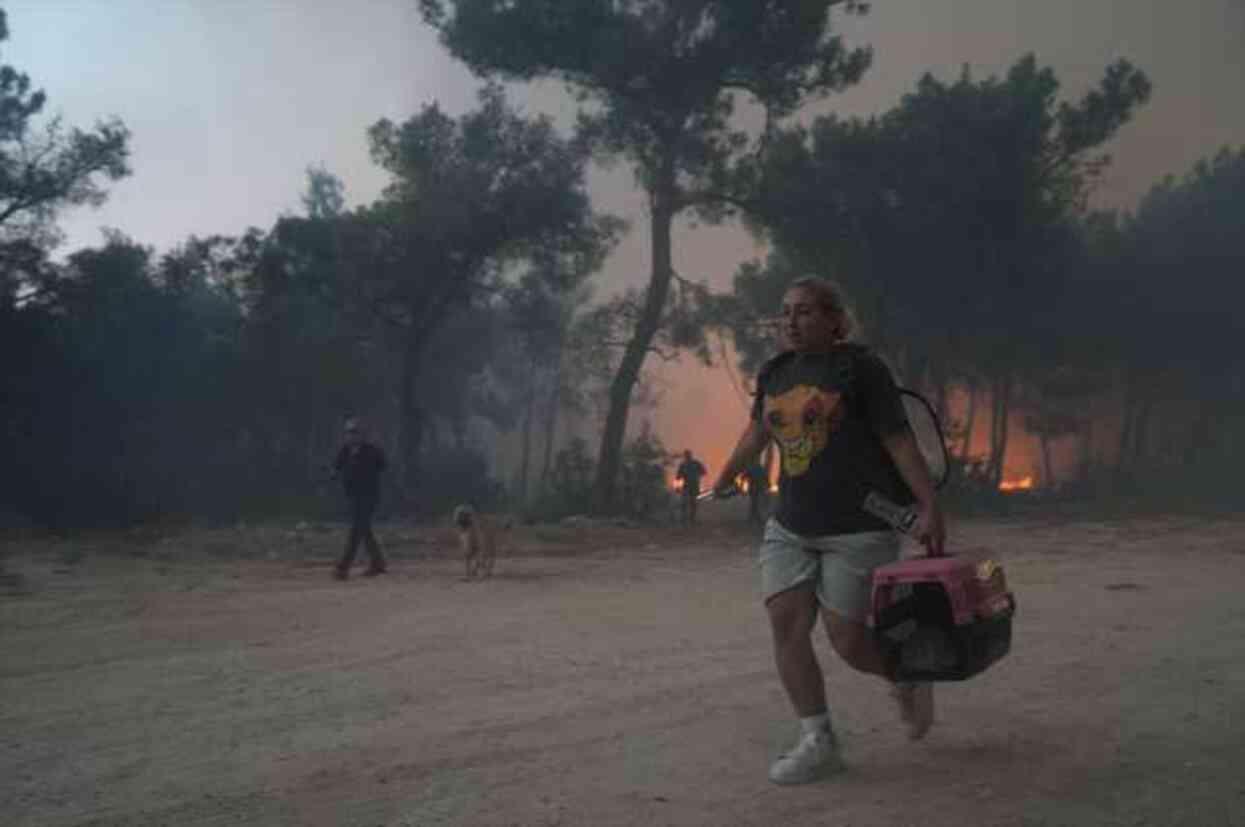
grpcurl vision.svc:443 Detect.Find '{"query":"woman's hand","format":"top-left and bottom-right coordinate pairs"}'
top-left (714, 421), bottom-right (769, 499)
top-left (912, 500), bottom-right (946, 557)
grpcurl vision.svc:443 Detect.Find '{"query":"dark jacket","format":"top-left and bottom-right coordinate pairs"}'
top-left (333, 442), bottom-right (387, 499)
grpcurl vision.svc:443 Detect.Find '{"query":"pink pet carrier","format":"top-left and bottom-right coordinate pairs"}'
top-left (870, 553), bottom-right (1015, 682)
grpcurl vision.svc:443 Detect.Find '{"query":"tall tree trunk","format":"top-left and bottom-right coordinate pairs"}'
top-left (997, 375), bottom-right (1012, 488)
top-left (398, 355), bottom-right (420, 494)
top-left (1180, 401), bottom-right (1210, 470)
top-left (1039, 432), bottom-right (1053, 489)
top-left (592, 153), bottom-right (677, 512)
top-left (1116, 369), bottom-right (1136, 477)
top-left (398, 324), bottom-right (434, 502)
top-left (1080, 413), bottom-right (1094, 483)
top-left (517, 363), bottom-right (536, 505)
top-left (1131, 395), bottom-right (1152, 470)
top-left (539, 358), bottom-right (563, 494)
top-left (989, 373), bottom-right (1013, 488)
top-left (306, 415), bottom-right (320, 484)
top-left (960, 383), bottom-right (978, 462)
top-left (987, 381), bottom-right (1001, 483)
top-left (394, 279), bottom-right (463, 508)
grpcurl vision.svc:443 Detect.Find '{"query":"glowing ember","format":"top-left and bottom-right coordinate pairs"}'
top-left (671, 478), bottom-right (684, 493)
top-left (998, 476), bottom-right (1034, 493)
top-left (769, 483), bottom-right (779, 494)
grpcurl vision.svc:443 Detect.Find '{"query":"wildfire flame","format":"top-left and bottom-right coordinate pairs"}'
top-left (668, 468), bottom-right (779, 495)
top-left (998, 475), bottom-right (1034, 493)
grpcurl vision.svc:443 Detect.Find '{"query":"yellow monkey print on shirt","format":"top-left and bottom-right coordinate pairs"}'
top-left (762, 384), bottom-right (847, 477)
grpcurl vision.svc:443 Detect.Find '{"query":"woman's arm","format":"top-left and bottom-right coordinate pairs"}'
top-left (882, 429), bottom-right (946, 556)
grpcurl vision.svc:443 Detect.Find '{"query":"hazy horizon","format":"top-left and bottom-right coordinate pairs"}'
top-left (9, 0), bottom-right (1243, 480)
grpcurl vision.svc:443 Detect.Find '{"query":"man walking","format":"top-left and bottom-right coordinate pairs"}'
top-left (675, 449), bottom-right (708, 526)
top-left (331, 417), bottom-right (388, 580)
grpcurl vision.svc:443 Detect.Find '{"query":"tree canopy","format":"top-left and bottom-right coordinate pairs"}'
top-left (0, 10), bottom-right (130, 304)
top-left (421, 0), bottom-right (872, 509)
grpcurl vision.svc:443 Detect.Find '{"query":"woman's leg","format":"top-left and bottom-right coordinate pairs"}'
top-left (815, 531), bottom-right (935, 740)
top-left (767, 584), bottom-right (826, 715)
top-left (821, 610), bottom-right (888, 676)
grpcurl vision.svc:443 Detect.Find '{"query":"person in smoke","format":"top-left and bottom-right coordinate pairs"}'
top-left (674, 449), bottom-right (708, 526)
top-left (330, 416), bottom-right (388, 580)
top-left (712, 275), bottom-right (946, 785)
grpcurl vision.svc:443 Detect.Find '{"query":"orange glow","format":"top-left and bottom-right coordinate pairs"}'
top-left (998, 475), bottom-right (1034, 493)
top-left (735, 473), bottom-right (749, 493)
top-left (769, 482), bottom-right (779, 493)
top-left (651, 340), bottom-right (1069, 494)
top-left (671, 477), bottom-right (684, 493)
top-left (939, 387), bottom-right (1061, 485)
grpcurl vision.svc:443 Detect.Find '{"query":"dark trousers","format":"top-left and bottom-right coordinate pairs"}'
top-left (748, 490), bottom-right (765, 525)
top-left (681, 490), bottom-right (699, 525)
top-left (338, 495), bottom-right (385, 572)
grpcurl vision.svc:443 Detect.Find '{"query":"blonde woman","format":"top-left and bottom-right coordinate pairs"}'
top-left (714, 276), bottom-right (946, 785)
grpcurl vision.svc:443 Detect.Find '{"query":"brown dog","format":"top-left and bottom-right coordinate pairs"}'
top-left (452, 504), bottom-right (500, 580)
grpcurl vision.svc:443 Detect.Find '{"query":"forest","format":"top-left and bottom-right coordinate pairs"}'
top-left (2, 2), bottom-right (1242, 530)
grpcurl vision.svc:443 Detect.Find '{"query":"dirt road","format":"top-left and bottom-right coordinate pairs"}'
top-left (4, 514), bottom-right (1245, 826)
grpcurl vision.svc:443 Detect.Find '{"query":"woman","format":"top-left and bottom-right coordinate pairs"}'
top-left (713, 276), bottom-right (946, 785)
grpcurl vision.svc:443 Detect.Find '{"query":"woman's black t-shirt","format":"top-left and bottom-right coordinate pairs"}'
top-left (751, 344), bottom-right (914, 536)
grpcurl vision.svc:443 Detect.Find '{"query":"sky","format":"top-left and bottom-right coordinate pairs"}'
top-left (6, 0), bottom-right (1244, 479)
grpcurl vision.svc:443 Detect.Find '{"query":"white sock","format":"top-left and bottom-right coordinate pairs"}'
top-left (799, 713), bottom-right (832, 738)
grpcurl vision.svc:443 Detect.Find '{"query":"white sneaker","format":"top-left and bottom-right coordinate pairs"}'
top-left (768, 729), bottom-right (844, 785)
top-left (891, 682), bottom-right (935, 740)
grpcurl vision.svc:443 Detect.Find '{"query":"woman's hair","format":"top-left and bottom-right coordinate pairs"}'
top-left (787, 275), bottom-right (859, 342)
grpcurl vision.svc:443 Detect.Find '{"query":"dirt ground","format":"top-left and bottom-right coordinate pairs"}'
top-left (4, 503), bottom-right (1245, 827)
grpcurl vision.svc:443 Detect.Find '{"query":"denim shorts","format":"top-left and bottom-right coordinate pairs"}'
top-left (759, 517), bottom-right (901, 621)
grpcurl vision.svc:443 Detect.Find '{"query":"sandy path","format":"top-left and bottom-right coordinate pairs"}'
top-left (4, 516), bottom-right (1244, 826)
